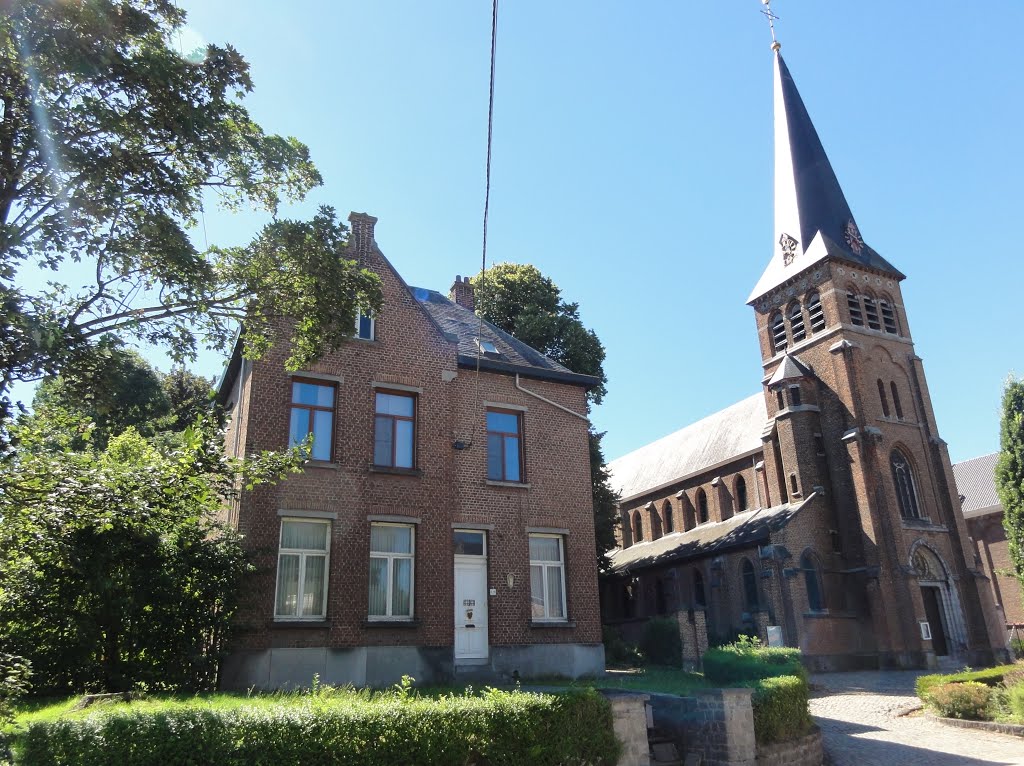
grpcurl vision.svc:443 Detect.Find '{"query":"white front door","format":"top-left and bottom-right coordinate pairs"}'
top-left (453, 530), bottom-right (489, 660)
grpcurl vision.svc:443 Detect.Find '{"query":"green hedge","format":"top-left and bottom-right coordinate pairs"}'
top-left (703, 644), bottom-right (806, 685)
top-left (16, 688), bottom-right (620, 766)
top-left (640, 618), bottom-right (682, 666)
top-left (925, 681), bottom-right (991, 720)
top-left (915, 664), bottom-right (1022, 701)
top-left (750, 675), bottom-right (812, 744)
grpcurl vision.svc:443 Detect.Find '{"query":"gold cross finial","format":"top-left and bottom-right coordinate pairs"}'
top-left (761, 0), bottom-right (781, 52)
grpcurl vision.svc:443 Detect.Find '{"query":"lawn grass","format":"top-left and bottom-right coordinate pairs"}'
top-left (523, 665), bottom-right (709, 696)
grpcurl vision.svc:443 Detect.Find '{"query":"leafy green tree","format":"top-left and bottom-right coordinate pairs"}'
top-left (0, 417), bottom-right (301, 693)
top-left (0, 0), bottom-right (381, 432)
top-left (473, 263), bottom-right (619, 569)
top-left (996, 376), bottom-right (1024, 607)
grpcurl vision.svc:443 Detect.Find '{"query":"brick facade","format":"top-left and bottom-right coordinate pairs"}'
top-left (219, 213), bottom-right (603, 688)
top-left (968, 512), bottom-right (1024, 628)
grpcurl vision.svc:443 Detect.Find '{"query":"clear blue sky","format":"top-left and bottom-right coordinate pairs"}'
top-left (124, 2), bottom-right (1024, 462)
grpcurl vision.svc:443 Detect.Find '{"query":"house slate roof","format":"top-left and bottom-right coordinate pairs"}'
top-left (953, 452), bottom-right (1001, 517)
top-left (607, 393), bottom-right (768, 503)
top-left (606, 501), bottom-right (803, 573)
top-left (412, 288), bottom-right (601, 388)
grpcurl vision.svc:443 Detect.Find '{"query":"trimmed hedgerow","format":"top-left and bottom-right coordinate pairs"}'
top-left (916, 664), bottom-right (1022, 702)
top-left (16, 687), bottom-right (620, 766)
top-left (750, 675), bottom-right (813, 744)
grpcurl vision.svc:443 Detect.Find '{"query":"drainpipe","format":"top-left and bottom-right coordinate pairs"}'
top-left (515, 374), bottom-right (589, 421)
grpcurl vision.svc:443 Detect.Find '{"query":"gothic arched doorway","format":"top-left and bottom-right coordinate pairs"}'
top-left (910, 544), bottom-right (966, 658)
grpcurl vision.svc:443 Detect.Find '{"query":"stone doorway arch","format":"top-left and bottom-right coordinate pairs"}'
top-left (910, 543), bottom-right (968, 658)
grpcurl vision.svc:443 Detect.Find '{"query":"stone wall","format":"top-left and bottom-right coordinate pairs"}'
top-left (755, 728), bottom-right (823, 766)
top-left (648, 689), bottom-right (755, 766)
top-left (676, 609), bottom-right (708, 670)
top-left (606, 692), bottom-right (651, 766)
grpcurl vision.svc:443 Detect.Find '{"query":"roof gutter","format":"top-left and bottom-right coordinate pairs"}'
top-left (515, 374), bottom-right (589, 422)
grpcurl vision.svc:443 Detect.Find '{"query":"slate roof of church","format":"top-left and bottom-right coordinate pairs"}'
top-left (953, 452), bottom-right (1001, 517)
top-left (607, 501), bottom-right (802, 573)
top-left (413, 287), bottom-right (601, 388)
top-left (607, 393), bottom-right (768, 503)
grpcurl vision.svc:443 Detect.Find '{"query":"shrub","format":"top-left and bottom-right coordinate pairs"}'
top-left (1002, 666), bottom-right (1024, 689)
top-left (703, 637), bottom-right (806, 685)
top-left (750, 675), bottom-right (812, 744)
top-left (925, 681), bottom-right (991, 720)
top-left (916, 664), bottom-right (1020, 701)
top-left (0, 654), bottom-right (31, 727)
top-left (16, 687), bottom-right (620, 766)
top-left (640, 618), bottom-right (681, 666)
top-left (1009, 683), bottom-right (1024, 722)
top-left (602, 626), bottom-right (643, 667)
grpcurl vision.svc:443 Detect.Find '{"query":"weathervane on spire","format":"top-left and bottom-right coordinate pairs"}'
top-left (761, 0), bottom-right (781, 52)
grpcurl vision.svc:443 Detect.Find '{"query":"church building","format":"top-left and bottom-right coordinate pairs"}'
top-left (600, 42), bottom-right (1009, 671)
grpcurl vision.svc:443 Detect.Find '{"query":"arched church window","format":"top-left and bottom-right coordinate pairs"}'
top-left (650, 505), bottom-right (663, 540)
top-left (742, 559), bottom-right (759, 610)
top-left (697, 489), bottom-right (709, 524)
top-left (877, 379), bottom-right (890, 417)
top-left (863, 293), bottom-right (881, 330)
top-left (847, 291), bottom-right (864, 326)
top-left (735, 475), bottom-right (748, 512)
top-left (890, 382), bottom-right (904, 420)
top-left (770, 312), bottom-right (787, 353)
top-left (693, 569), bottom-right (706, 607)
top-left (807, 292), bottom-right (826, 333)
top-left (891, 449), bottom-right (922, 519)
top-left (801, 550), bottom-right (825, 611)
top-left (880, 298), bottom-right (899, 335)
top-left (663, 500), bottom-right (674, 533)
top-left (788, 301), bottom-right (806, 343)
top-left (633, 511), bottom-right (644, 542)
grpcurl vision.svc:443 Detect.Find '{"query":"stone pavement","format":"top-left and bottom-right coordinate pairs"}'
top-left (809, 670), bottom-right (1024, 765)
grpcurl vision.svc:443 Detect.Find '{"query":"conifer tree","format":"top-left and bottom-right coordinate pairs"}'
top-left (995, 376), bottom-right (1024, 606)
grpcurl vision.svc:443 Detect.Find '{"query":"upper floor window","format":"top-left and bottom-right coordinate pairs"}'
top-left (693, 569), bottom-right (706, 607)
top-left (663, 500), bottom-right (674, 533)
top-left (355, 309), bottom-right (375, 340)
top-left (877, 379), bottom-right (890, 417)
top-left (847, 291), bottom-right (863, 326)
top-left (891, 449), bottom-right (922, 519)
top-left (863, 294), bottom-right (881, 330)
top-left (788, 302), bottom-right (806, 343)
top-left (696, 488), bottom-right (709, 524)
top-left (880, 299), bottom-right (899, 335)
top-left (801, 550), bottom-right (825, 611)
top-left (890, 382), bottom-right (904, 420)
top-left (807, 292), bottom-right (825, 333)
top-left (290, 379), bottom-right (336, 461)
top-left (486, 409), bottom-right (523, 482)
top-left (789, 386), bottom-right (802, 407)
top-left (770, 312), bottom-right (787, 353)
top-left (368, 523), bottom-right (414, 619)
top-left (529, 534), bottom-right (567, 621)
top-left (735, 475), bottom-right (748, 512)
top-left (650, 505), bottom-right (663, 540)
top-left (275, 518), bottom-right (330, 619)
top-left (374, 391), bottom-right (415, 468)
top-left (633, 511), bottom-right (644, 543)
top-left (742, 558), bottom-right (759, 611)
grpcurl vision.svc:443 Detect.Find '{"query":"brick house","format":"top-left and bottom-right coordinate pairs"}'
top-left (599, 48), bottom-right (1009, 671)
top-left (955, 453), bottom-right (1023, 631)
top-left (217, 213), bottom-right (603, 688)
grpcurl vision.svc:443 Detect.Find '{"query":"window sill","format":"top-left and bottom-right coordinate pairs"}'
top-left (304, 460), bottom-right (338, 470)
top-left (369, 465), bottom-right (423, 477)
top-left (901, 518), bottom-right (947, 532)
top-left (486, 480), bottom-right (531, 489)
top-left (270, 619), bottom-right (330, 629)
top-left (530, 620), bottom-right (576, 629)
top-left (363, 618), bottom-right (421, 629)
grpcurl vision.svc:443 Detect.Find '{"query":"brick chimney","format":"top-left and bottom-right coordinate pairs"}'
top-left (347, 211), bottom-right (378, 264)
top-left (449, 275), bottom-right (475, 311)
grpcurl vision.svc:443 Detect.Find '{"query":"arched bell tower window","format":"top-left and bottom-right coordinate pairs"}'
top-left (742, 558), bottom-right (759, 610)
top-left (807, 292), bottom-right (825, 333)
top-left (880, 298), bottom-right (899, 335)
top-left (863, 293), bottom-right (881, 330)
top-left (696, 489), bottom-right (709, 524)
top-left (891, 449), bottom-right (922, 519)
top-left (890, 382), bottom-right (904, 420)
top-left (735, 475), bottom-right (748, 512)
top-left (663, 500), bottom-right (674, 533)
top-left (770, 312), bottom-right (787, 353)
top-left (877, 379), bottom-right (890, 417)
top-left (847, 291), bottom-right (864, 326)
top-left (800, 550), bottom-right (825, 611)
top-left (788, 301), bottom-right (805, 343)
top-left (633, 511), bottom-right (644, 543)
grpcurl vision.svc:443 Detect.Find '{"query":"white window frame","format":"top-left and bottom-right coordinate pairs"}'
top-left (529, 533), bottom-right (568, 622)
top-left (368, 522), bottom-right (415, 620)
top-left (274, 518), bottom-right (331, 620)
top-left (355, 309), bottom-right (375, 340)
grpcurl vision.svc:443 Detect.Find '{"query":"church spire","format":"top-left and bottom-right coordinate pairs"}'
top-left (748, 47), bottom-right (903, 304)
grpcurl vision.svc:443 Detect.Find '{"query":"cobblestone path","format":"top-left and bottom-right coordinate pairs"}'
top-left (809, 670), bottom-right (1024, 765)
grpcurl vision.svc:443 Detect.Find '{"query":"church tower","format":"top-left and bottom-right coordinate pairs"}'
top-left (748, 42), bottom-right (1007, 666)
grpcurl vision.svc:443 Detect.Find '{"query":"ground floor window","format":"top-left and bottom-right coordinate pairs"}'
top-left (529, 534), bottom-right (567, 621)
top-left (369, 523), bottom-right (414, 619)
top-left (275, 518), bottom-right (330, 619)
